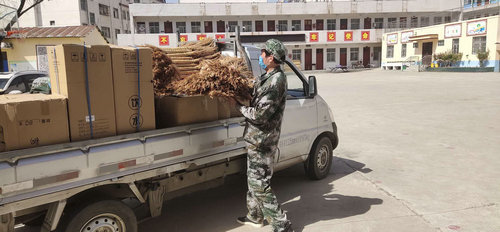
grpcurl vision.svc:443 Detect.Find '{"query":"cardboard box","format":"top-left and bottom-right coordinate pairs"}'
top-left (48, 44), bottom-right (116, 141)
top-left (155, 95), bottom-right (218, 128)
top-left (217, 97), bottom-right (231, 120)
top-left (0, 94), bottom-right (69, 152)
top-left (111, 46), bottom-right (155, 134)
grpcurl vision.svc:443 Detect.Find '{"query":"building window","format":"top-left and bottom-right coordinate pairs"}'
top-left (445, 16), bottom-right (452, 23)
top-left (452, 38), bottom-right (460, 54)
top-left (292, 20), bottom-right (301, 31)
top-left (388, 17), bottom-right (397, 28)
top-left (99, 4), bottom-right (110, 16)
top-left (113, 8), bottom-right (119, 19)
top-left (122, 10), bottom-right (126, 20)
top-left (176, 22), bottom-right (186, 33)
top-left (292, 49), bottom-right (301, 61)
top-left (438, 40), bottom-right (445, 46)
top-left (204, 21), bottom-right (213, 33)
top-left (374, 18), bottom-right (384, 29)
top-left (89, 13), bottom-right (95, 25)
top-left (191, 21), bottom-right (201, 33)
top-left (400, 17), bottom-right (407, 28)
top-left (278, 20), bottom-right (288, 31)
top-left (401, 44), bottom-right (407, 57)
top-left (472, 36), bottom-right (487, 54)
top-left (351, 18), bottom-right (360, 30)
top-left (350, 48), bottom-right (359, 61)
top-left (228, 21), bottom-right (238, 32)
top-left (327, 48), bottom-right (336, 62)
top-left (149, 22), bottom-right (159, 33)
top-left (386, 45), bottom-right (394, 58)
top-left (373, 47), bottom-right (381, 61)
top-left (50, 20), bottom-right (55, 26)
top-left (327, 19), bottom-right (336, 30)
top-left (137, 22), bottom-right (146, 34)
top-left (413, 42), bottom-right (418, 48)
top-left (80, 0), bottom-right (87, 11)
top-left (410, 16), bottom-right (418, 28)
top-left (304, 20), bottom-right (312, 30)
top-left (134, 0), bottom-right (140, 2)
top-left (433, 17), bottom-right (442, 25)
top-left (255, 21), bottom-right (263, 32)
top-left (420, 17), bottom-right (430, 27)
top-left (126, 12), bottom-right (130, 20)
top-left (242, 21), bottom-right (252, 32)
top-left (115, 29), bottom-right (120, 39)
top-left (101, 26), bottom-right (110, 38)
top-left (340, 19), bottom-right (348, 30)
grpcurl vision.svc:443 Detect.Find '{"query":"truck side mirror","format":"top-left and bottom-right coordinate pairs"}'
top-left (308, 76), bottom-right (317, 97)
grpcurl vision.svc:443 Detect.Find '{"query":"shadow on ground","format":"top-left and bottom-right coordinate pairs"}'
top-left (137, 156), bottom-right (382, 232)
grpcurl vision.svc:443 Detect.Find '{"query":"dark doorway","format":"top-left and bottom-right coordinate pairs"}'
top-left (422, 42), bottom-right (433, 56)
top-left (316, 49), bottom-right (324, 70)
top-left (267, 20), bottom-right (275, 31)
top-left (204, 21), bottom-right (213, 33)
top-left (305, 49), bottom-right (312, 70)
top-left (364, 18), bottom-right (372, 29)
top-left (1, 52), bottom-right (7, 72)
top-left (340, 48), bottom-right (347, 66)
top-left (164, 21), bottom-right (173, 33)
top-left (316, 19), bottom-right (324, 30)
top-left (340, 19), bottom-right (348, 30)
top-left (217, 21), bottom-right (225, 32)
top-left (255, 21), bottom-right (263, 32)
top-left (422, 42), bottom-right (433, 66)
top-left (363, 47), bottom-right (370, 67)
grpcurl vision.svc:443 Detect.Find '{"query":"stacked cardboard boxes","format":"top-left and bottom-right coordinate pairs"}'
top-left (155, 95), bottom-right (218, 128)
top-left (48, 45), bottom-right (117, 141)
top-left (0, 94), bottom-right (69, 152)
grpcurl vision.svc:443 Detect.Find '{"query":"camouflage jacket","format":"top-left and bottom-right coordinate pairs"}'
top-left (240, 67), bottom-right (287, 152)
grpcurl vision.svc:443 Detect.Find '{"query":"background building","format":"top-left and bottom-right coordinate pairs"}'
top-left (15, 0), bottom-right (154, 44)
top-left (118, 0), bottom-right (464, 70)
top-left (1, 25), bottom-right (108, 72)
top-left (381, 16), bottom-right (500, 72)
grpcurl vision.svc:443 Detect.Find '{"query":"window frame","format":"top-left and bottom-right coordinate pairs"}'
top-left (351, 18), bottom-right (360, 30)
top-left (350, 47), bottom-right (359, 61)
top-left (191, 21), bottom-right (201, 33)
top-left (327, 48), bottom-right (336, 62)
top-left (98, 4), bottom-right (109, 16)
top-left (327, 19), bottom-right (336, 30)
top-left (149, 22), bottom-right (159, 33)
top-left (472, 36), bottom-right (487, 54)
top-left (386, 45), bottom-right (394, 58)
top-left (401, 44), bottom-right (407, 58)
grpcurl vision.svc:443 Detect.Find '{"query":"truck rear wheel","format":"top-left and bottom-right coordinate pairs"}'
top-left (305, 136), bottom-right (333, 180)
top-left (57, 200), bottom-right (137, 232)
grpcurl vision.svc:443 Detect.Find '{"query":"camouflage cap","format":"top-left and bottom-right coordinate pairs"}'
top-left (261, 39), bottom-right (287, 63)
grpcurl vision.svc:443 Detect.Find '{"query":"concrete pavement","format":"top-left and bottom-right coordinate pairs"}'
top-left (138, 70), bottom-right (500, 232)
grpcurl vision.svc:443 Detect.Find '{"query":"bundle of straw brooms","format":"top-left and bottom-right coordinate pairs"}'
top-left (148, 38), bottom-right (254, 102)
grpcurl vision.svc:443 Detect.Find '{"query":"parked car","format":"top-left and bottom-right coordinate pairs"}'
top-left (0, 70), bottom-right (48, 94)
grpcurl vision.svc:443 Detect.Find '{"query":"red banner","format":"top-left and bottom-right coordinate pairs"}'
top-left (310, 32), bottom-right (319, 42)
top-left (197, 34), bottom-right (207, 41)
top-left (361, 31), bottom-right (370, 41)
top-left (158, 35), bottom-right (169, 46)
top-left (179, 35), bottom-right (188, 42)
top-left (215, 34), bottom-right (225, 40)
top-left (344, 31), bottom-right (353, 41)
top-left (327, 32), bottom-right (336, 42)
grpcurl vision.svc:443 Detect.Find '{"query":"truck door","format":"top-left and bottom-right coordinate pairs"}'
top-left (278, 61), bottom-right (318, 163)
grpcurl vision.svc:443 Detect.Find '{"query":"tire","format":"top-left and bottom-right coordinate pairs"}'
top-left (56, 200), bottom-right (137, 232)
top-left (304, 136), bottom-right (333, 180)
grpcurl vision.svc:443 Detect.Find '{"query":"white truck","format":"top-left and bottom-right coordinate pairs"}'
top-left (0, 41), bottom-right (338, 232)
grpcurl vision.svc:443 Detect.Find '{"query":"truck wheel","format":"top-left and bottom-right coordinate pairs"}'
top-left (305, 137), bottom-right (333, 180)
top-left (57, 200), bottom-right (137, 232)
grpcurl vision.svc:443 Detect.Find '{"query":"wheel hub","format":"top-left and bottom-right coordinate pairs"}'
top-left (316, 145), bottom-right (329, 170)
top-left (81, 214), bottom-right (125, 232)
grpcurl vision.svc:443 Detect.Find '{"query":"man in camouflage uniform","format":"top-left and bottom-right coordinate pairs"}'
top-left (236, 39), bottom-right (293, 232)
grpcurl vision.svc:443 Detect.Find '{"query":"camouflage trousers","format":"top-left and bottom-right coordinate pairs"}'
top-left (246, 144), bottom-right (290, 232)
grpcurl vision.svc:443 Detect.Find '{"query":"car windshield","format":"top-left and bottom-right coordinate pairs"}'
top-left (0, 79), bottom-right (8, 89)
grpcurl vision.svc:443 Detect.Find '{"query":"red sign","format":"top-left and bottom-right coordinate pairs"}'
top-left (179, 35), bottom-right (188, 42)
top-left (344, 31), bottom-right (353, 41)
top-left (327, 32), bottom-right (336, 42)
top-left (309, 32), bottom-right (319, 42)
top-left (158, 35), bottom-right (169, 46)
top-left (361, 31), bottom-right (370, 41)
top-left (215, 34), bottom-right (225, 40)
top-left (197, 34), bottom-right (207, 41)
